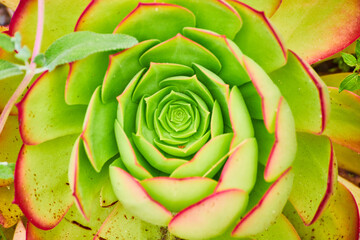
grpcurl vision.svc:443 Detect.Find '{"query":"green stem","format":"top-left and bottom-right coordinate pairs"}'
top-left (0, 0), bottom-right (44, 134)
top-left (0, 225), bottom-right (7, 240)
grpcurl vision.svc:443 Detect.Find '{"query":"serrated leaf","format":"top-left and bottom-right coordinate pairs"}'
top-left (33, 53), bottom-right (46, 66)
top-left (0, 162), bottom-right (15, 180)
top-left (341, 52), bottom-right (357, 67)
top-left (355, 39), bottom-right (360, 59)
top-left (44, 31), bottom-right (138, 71)
top-left (11, 32), bottom-right (21, 51)
top-left (15, 45), bottom-right (31, 62)
top-left (0, 59), bottom-right (23, 80)
top-left (0, 33), bottom-right (15, 52)
top-left (339, 73), bottom-right (360, 92)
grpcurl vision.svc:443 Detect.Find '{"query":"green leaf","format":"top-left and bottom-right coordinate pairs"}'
top-left (0, 60), bottom-right (23, 80)
top-left (339, 73), bottom-right (360, 92)
top-left (0, 162), bottom-right (15, 180)
top-left (0, 33), bottom-right (15, 52)
top-left (15, 45), bottom-right (31, 62)
top-left (33, 53), bottom-right (46, 66)
top-left (355, 39), bottom-right (360, 59)
top-left (11, 32), bottom-right (22, 51)
top-left (44, 31), bottom-right (138, 71)
top-left (341, 52), bottom-right (357, 67)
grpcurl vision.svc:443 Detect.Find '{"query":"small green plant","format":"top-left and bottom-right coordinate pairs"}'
top-left (339, 39), bottom-right (360, 92)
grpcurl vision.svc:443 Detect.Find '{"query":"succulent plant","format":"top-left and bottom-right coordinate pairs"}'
top-left (0, 0), bottom-right (360, 239)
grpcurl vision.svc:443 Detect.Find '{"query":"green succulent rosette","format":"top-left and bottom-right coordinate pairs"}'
top-left (1, 0), bottom-right (359, 239)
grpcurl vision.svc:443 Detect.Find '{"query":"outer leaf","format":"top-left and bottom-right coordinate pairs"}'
top-left (17, 66), bottom-right (86, 145)
top-left (0, 184), bottom-right (22, 228)
top-left (81, 87), bottom-right (118, 172)
top-left (0, 59), bottom-right (22, 80)
top-left (9, 0), bottom-right (92, 51)
top-left (232, 168), bottom-right (294, 238)
top-left (270, 0), bottom-right (360, 63)
top-left (0, 0), bottom-right (19, 11)
top-left (113, 3), bottom-right (196, 42)
top-left (109, 166), bottom-right (173, 226)
top-left (44, 32), bottom-right (138, 71)
top-left (0, 116), bottom-right (22, 186)
top-left (235, 0), bottom-right (281, 17)
top-left (269, 51), bottom-right (330, 134)
top-left (14, 135), bottom-right (76, 230)
top-left (229, 0), bottom-right (287, 72)
top-left (169, 189), bottom-right (248, 239)
top-left (27, 203), bottom-right (114, 240)
top-left (289, 133), bottom-right (336, 225)
top-left (94, 203), bottom-right (168, 240)
top-left (255, 214), bottom-right (300, 240)
top-left (68, 137), bottom-right (110, 220)
top-left (284, 183), bottom-right (359, 240)
top-left (323, 87), bottom-right (360, 153)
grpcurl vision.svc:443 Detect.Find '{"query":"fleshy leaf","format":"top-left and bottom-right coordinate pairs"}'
top-left (323, 87), bottom-right (360, 153)
top-left (255, 214), bottom-right (301, 240)
top-left (0, 59), bottom-right (22, 80)
top-left (269, 51), bottom-right (330, 134)
top-left (14, 135), bottom-right (76, 230)
top-left (289, 133), bottom-right (336, 225)
top-left (182, 27), bottom-right (251, 86)
top-left (17, 66), bottom-right (86, 145)
top-left (102, 40), bottom-right (160, 103)
top-left (158, 0), bottom-right (242, 39)
top-left (140, 34), bottom-right (221, 74)
top-left (27, 203), bottom-right (114, 239)
top-left (65, 52), bottom-right (110, 105)
top-left (0, 115), bottom-right (22, 186)
top-left (81, 86), bottom-right (118, 172)
top-left (232, 168), bottom-right (294, 238)
top-left (170, 133), bottom-right (233, 178)
top-left (270, 0), bottom-right (360, 63)
top-left (94, 203), bottom-right (167, 240)
top-left (114, 3), bottom-right (195, 42)
top-left (109, 166), bottom-right (173, 226)
top-left (237, 0), bottom-right (281, 17)
top-left (229, 0), bottom-right (287, 72)
top-left (242, 56), bottom-right (282, 133)
top-left (263, 98), bottom-right (296, 182)
top-left (284, 183), bottom-right (359, 240)
top-left (228, 86), bottom-right (254, 147)
top-left (169, 189), bottom-right (248, 239)
top-left (44, 31), bottom-right (138, 71)
top-left (9, 0), bottom-right (93, 51)
top-left (334, 142), bottom-right (360, 176)
top-left (141, 177), bottom-right (217, 212)
top-left (215, 138), bottom-right (257, 193)
top-left (68, 137), bottom-right (110, 220)
top-left (0, 184), bottom-right (22, 228)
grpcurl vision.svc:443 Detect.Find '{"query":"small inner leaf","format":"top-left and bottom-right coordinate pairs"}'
top-left (44, 31), bottom-right (138, 71)
top-left (0, 59), bottom-right (23, 80)
top-left (341, 52), bottom-right (357, 67)
top-left (0, 162), bottom-right (15, 180)
top-left (339, 73), bottom-right (360, 92)
top-left (0, 33), bottom-right (15, 52)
